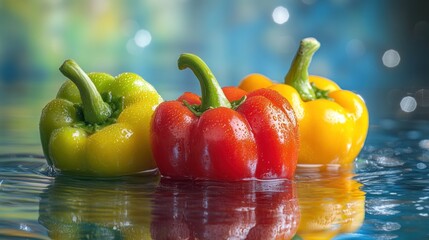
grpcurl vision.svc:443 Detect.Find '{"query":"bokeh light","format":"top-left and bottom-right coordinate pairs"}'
top-left (134, 29), bottom-right (152, 48)
top-left (382, 49), bottom-right (401, 68)
top-left (272, 6), bottom-right (289, 25)
top-left (400, 96), bottom-right (417, 113)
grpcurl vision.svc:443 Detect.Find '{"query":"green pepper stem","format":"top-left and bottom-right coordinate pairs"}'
top-left (59, 60), bottom-right (111, 124)
top-left (178, 53), bottom-right (231, 112)
top-left (284, 37), bottom-right (320, 101)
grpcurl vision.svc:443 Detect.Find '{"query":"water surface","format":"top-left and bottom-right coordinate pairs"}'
top-left (1, 89), bottom-right (429, 239)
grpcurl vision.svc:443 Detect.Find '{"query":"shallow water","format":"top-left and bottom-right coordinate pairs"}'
top-left (1, 88), bottom-right (429, 239)
top-left (2, 129), bottom-right (429, 239)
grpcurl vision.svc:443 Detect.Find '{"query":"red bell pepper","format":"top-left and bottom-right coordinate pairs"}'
top-left (150, 53), bottom-right (299, 181)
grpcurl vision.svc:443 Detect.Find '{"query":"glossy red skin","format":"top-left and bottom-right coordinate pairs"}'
top-left (177, 92), bottom-right (201, 105)
top-left (239, 89), bottom-right (299, 179)
top-left (150, 101), bottom-right (196, 179)
top-left (150, 87), bottom-right (298, 181)
top-left (188, 107), bottom-right (258, 180)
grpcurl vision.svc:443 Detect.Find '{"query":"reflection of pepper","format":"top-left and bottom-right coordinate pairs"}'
top-left (151, 53), bottom-right (299, 181)
top-left (38, 175), bottom-right (159, 239)
top-left (39, 60), bottom-right (163, 176)
top-left (295, 169), bottom-right (365, 239)
top-left (151, 179), bottom-right (299, 239)
top-left (239, 38), bottom-right (368, 166)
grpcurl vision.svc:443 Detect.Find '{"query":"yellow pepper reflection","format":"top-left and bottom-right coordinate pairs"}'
top-left (295, 167), bottom-right (365, 240)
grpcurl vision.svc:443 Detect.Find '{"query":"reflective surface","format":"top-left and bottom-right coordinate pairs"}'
top-left (295, 168), bottom-right (365, 239)
top-left (1, 107), bottom-right (429, 239)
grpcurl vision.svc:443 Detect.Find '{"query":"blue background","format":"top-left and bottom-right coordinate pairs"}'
top-left (0, 0), bottom-right (428, 124)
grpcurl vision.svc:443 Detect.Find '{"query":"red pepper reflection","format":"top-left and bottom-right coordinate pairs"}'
top-left (150, 179), bottom-right (300, 240)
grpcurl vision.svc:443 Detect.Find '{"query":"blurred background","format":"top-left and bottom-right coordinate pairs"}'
top-left (1, 0), bottom-right (429, 151)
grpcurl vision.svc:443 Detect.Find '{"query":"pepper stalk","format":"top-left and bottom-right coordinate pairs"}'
top-left (178, 53), bottom-right (232, 114)
top-left (284, 37), bottom-right (321, 101)
top-left (59, 60), bottom-right (112, 124)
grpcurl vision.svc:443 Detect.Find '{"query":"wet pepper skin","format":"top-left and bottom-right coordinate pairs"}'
top-left (239, 38), bottom-right (368, 166)
top-left (151, 54), bottom-right (299, 181)
top-left (39, 60), bottom-right (163, 177)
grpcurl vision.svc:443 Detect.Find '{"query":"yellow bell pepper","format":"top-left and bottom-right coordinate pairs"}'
top-left (239, 38), bottom-right (368, 166)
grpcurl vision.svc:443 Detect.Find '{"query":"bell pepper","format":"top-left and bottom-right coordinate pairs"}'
top-left (150, 53), bottom-right (299, 181)
top-left (39, 59), bottom-right (163, 177)
top-left (239, 38), bottom-right (368, 166)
